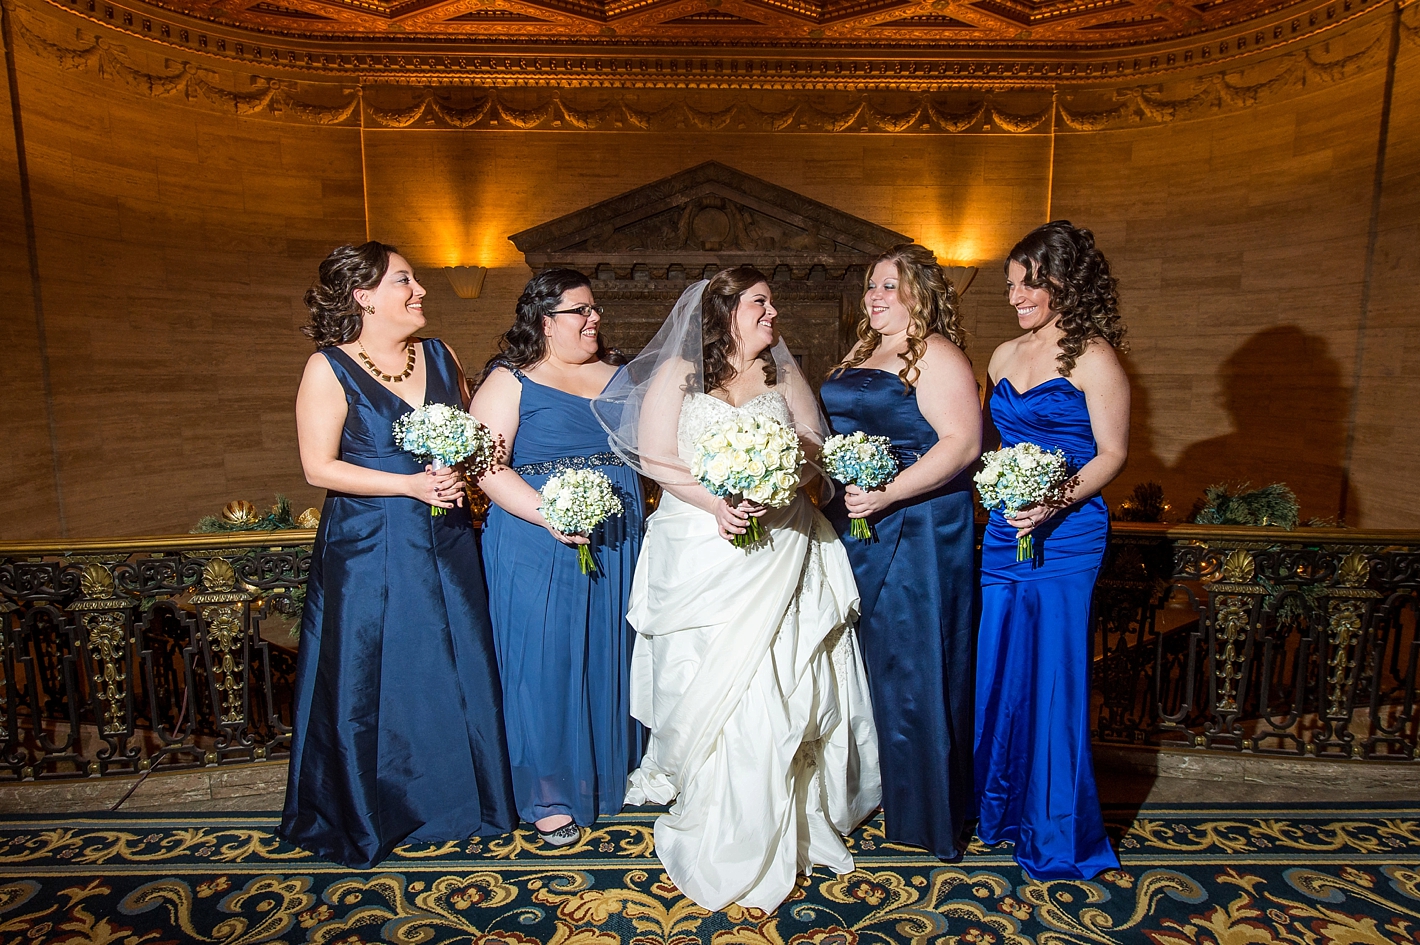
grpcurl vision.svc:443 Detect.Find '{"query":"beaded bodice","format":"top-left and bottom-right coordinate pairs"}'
top-left (676, 391), bottom-right (793, 461)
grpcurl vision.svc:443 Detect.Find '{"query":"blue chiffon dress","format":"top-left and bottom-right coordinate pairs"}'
top-left (821, 368), bottom-right (977, 859)
top-left (481, 365), bottom-right (646, 828)
top-left (974, 376), bottom-right (1120, 880)
top-left (281, 339), bottom-right (517, 870)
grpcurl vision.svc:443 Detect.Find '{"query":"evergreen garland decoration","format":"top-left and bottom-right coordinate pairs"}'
top-left (1192, 482), bottom-right (1300, 530)
top-left (193, 496), bottom-right (300, 533)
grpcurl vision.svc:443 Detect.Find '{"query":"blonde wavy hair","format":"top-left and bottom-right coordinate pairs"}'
top-left (832, 244), bottom-right (965, 392)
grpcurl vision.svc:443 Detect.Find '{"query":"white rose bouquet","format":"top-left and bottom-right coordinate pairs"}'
top-left (692, 413), bottom-right (803, 549)
top-left (539, 468), bottom-right (625, 574)
top-left (392, 404), bottom-right (497, 516)
top-left (821, 431), bottom-right (900, 540)
top-left (974, 442), bottom-right (1071, 561)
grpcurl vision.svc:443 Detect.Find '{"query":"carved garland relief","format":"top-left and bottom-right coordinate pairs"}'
top-left (7, 0), bottom-right (1416, 132)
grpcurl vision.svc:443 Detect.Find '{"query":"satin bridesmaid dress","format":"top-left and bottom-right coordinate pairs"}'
top-left (481, 365), bottom-right (645, 829)
top-left (974, 375), bottom-right (1120, 880)
top-left (821, 367), bottom-right (977, 859)
top-left (281, 338), bottom-right (517, 869)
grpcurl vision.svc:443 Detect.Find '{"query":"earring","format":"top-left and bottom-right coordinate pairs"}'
top-left (363, 305), bottom-right (375, 316)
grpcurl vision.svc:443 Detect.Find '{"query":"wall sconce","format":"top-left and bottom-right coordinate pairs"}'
top-left (944, 265), bottom-right (979, 296)
top-left (444, 266), bottom-right (488, 299)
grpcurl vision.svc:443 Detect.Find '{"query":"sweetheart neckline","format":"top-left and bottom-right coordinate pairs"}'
top-left (994, 375), bottom-right (1079, 397)
top-left (691, 390), bottom-right (784, 411)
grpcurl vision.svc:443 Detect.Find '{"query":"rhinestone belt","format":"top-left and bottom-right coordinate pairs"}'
top-left (512, 451), bottom-right (627, 476)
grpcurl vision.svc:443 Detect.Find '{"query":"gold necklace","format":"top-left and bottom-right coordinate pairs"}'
top-left (357, 341), bottom-right (416, 383)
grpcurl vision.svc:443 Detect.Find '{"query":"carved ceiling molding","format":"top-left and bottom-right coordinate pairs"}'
top-left (17, 0), bottom-right (1411, 87)
top-left (361, 86), bottom-right (1054, 130)
top-left (8, 0), bottom-right (1408, 130)
top-left (31, 0), bottom-right (1405, 50)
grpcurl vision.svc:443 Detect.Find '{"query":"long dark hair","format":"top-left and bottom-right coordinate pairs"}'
top-left (1007, 221), bottom-right (1127, 376)
top-left (301, 241), bottom-right (394, 348)
top-left (701, 266), bottom-right (776, 394)
top-left (479, 268), bottom-right (596, 386)
top-left (832, 243), bottom-right (964, 392)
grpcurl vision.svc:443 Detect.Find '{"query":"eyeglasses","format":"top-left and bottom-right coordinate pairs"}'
top-left (547, 304), bottom-right (604, 319)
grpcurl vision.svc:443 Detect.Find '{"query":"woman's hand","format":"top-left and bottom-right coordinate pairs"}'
top-left (842, 483), bottom-right (895, 520)
top-left (408, 465), bottom-right (466, 509)
top-left (713, 497), bottom-right (766, 541)
top-left (542, 522), bottom-right (590, 547)
top-left (1005, 502), bottom-right (1060, 538)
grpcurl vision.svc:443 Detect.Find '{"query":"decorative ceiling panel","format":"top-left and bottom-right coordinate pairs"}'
top-left (19, 0), bottom-right (1399, 93)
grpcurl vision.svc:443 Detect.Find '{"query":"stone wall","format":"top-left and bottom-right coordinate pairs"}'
top-left (1, 0), bottom-right (1416, 538)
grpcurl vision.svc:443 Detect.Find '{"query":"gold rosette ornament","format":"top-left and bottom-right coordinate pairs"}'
top-left (221, 500), bottom-right (258, 526)
top-left (296, 508), bottom-right (321, 529)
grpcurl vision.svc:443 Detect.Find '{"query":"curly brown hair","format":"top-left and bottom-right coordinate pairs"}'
top-left (832, 244), bottom-right (964, 392)
top-left (301, 241), bottom-right (395, 348)
top-left (477, 268), bottom-right (599, 388)
top-left (1007, 221), bottom-right (1127, 376)
top-left (699, 266), bottom-right (777, 394)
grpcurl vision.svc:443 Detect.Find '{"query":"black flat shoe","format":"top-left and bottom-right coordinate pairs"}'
top-left (536, 823), bottom-right (581, 847)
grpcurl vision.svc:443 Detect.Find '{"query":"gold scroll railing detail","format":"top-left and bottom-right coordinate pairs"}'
top-left (0, 532), bottom-right (306, 779)
top-left (0, 523), bottom-right (1417, 781)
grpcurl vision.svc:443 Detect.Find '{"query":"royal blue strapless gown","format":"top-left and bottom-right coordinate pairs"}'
top-left (481, 366), bottom-right (646, 827)
top-left (821, 368), bottom-right (977, 859)
top-left (975, 376), bottom-right (1120, 880)
top-left (281, 339), bottom-right (516, 869)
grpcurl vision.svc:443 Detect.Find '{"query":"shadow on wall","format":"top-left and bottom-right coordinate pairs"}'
top-left (1168, 326), bottom-right (1358, 525)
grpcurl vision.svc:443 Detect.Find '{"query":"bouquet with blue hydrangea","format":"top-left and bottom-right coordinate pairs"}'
top-left (539, 469), bottom-right (625, 574)
top-left (692, 413), bottom-right (803, 549)
top-left (392, 404), bottom-right (497, 516)
top-left (821, 431), bottom-right (900, 540)
top-left (974, 442), bottom-right (1071, 561)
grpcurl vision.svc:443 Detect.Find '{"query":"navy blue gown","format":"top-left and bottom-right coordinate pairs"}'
top-left (280, 339), bottom-right (516, 869)
top-left (821, 368), bottom-right (977, 859)
top-left (481, 365), bottom-right (645, 828)
top-left (975, 376), bottom-right (1120, 880)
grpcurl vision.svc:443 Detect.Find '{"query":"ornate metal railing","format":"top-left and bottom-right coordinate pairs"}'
top-left (0, 532), bottom-right (311, 780)
top-left (0, 523), bottom-right (1416, 781)
top-left (1093, 523), bottom-right (1419, 761)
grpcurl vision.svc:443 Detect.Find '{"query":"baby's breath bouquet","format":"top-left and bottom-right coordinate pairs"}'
top-left (975, 442), bottom-right (1071, 561)
top-left (392, 404), bottom-right (497, 516)
top-left (821, 431), bottom-right (900, 540)
top-left (539, 469), bottom-right (624, 574)
top-left (692, 413), bottom-right (803, 549)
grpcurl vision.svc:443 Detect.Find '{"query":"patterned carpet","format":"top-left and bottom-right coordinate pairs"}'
top-left (0, 802), bottom-right (1417, 944)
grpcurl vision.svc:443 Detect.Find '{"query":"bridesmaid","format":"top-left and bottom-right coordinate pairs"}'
top-left (975, 220), bottom-right (1130, 880)
top-left (821, 243), bottom-right (982, 860)
top-left (471, 268), bottom-right (645, 847)
top-left (282, 241), bottom-right (516, 868)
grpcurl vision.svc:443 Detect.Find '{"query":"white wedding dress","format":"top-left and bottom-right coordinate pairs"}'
top-left (624, 391), bottom-right (882, 913)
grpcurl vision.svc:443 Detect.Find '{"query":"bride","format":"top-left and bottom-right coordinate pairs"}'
top-left (591, 267), bottom-right (881, 913)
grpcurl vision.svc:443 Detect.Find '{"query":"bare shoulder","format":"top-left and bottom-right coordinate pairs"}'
top-left (919, 333), bottom-right (974, 376)
top-left (477, 362), bottom-right (521, 394)
top-left (1071, 338), bottom-right (1126, 386)
top-left (986, 336), bottom-right (1020, 383)
top-left (302, 349), bottom-right (338, 384)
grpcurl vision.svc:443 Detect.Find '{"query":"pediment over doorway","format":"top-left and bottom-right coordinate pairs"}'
top-left (509, 161), bottom-right (915, 385)
top-left (509, 161), bottom-right (911, 278)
